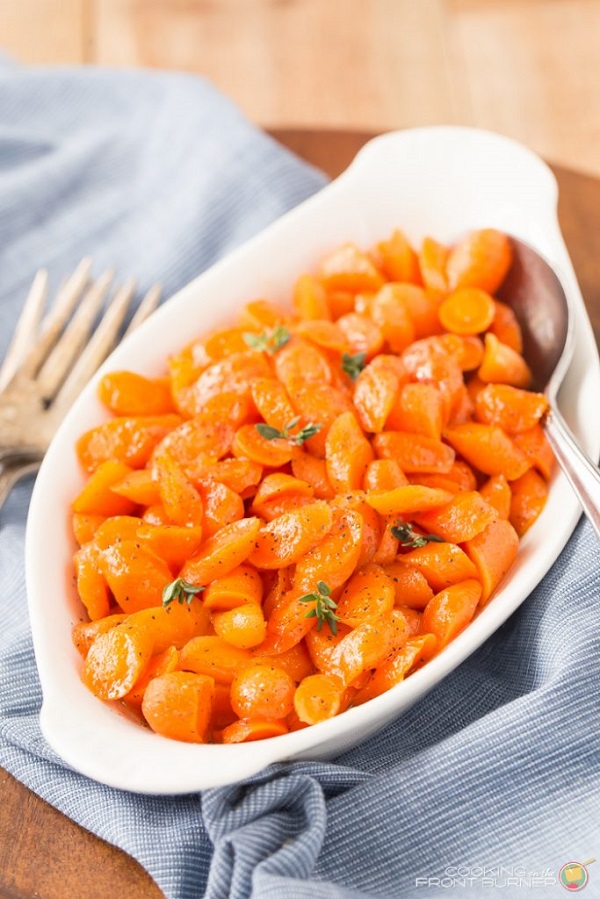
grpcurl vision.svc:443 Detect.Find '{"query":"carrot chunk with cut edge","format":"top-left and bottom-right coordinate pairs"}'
top-left (336, 563), bottom-right (395, 628)
top-left (446, 228), bottom-right (512, 295)
top-left (463, 517), bottom-right (519, 604)
top-left (478, 333), bottom-right (532, 388)
top-left (141, 671), bottom-right (214, 743)
top-left (479, 474), bottom-right (511, 519)
top-left (418, 237), bottom-right (449, 293)
top-left (376, 228), bottom-right (422, 285)
top-left (250, 378), bottom-right (297, 431)
top-left (353, 634), bottom-right (438, 705)
top-left (509, 468), bottom-right (549, 536)
top-left (180, 517), bottom-right (261, 587)
top-left (135, 524), bottom-right (204, 571)
top-left (438, 288), bottom-right (496, 335)
top-left (231, 662), bottom-right (295, 719)
top-left (329, 617), bottom-right (398, 687)
top-left (212, 604), bottom-right (267, 649)
top-left (82, 622), bottom-right (155, 700)
top-left (72, 614), bottom-right (127, 657)
top-left (489, 300), bottom-right (523, 354)
top-left (111, 468), bottom-right (161, 506)
top-left (444, 422), bottom-right (529, 481)
top-left (326, 411), bottom-right (374, 492)
top-left (76, 415), bottom-right (182, 473)
top-left (354, 356), bottom-right (404, 434)
top-left (72, 512), bottom-right (106, 546)
top-left (414, 490), bottom-right (498, 543)
top-left (156, 454), bottom-right (204, 528)
top-left (400, 542), bottom-right (478, 593)
top-left (249, 501), bottom-right (333, 569)
top-left (512, 426), bottom-right (554, 480)
top-left (72, 460), bottom-right (137, 517)
top-left (232, 424), bottom-right (296, 468)
top-left (382, 560), bottom-right (434, 610)
top-left (218, 717), bottom-right (289, 743)
top-left (294, 673), bottom-right (344, 724)
top-left (99, 539), bottom-right (172, 612)
top-left (178, 636), bottom-right (252, 684)
top-left (366, 485), bottom-right (453, 516)
top-left (74, 542), bottom-right (111, 621)
top-left (363, 459), bottom-right (409, 492)
top-left (293, 273), bottom-right (332, 320)
top-left (475, 383), bottom-right (548, 434)
top-left (420, 579), bottom-right (482, 650)
top-left (98, 371), bottom-right (175, 416)
top-left (386, 382), bottom-right (443, 440)
top-left (294, 508), bottom-right (364, 594)
top-left (123, 645), bottom-right (180, 712)
top-left (337, 312), bottom-right (384, 359)
top-left (203, 564), bottom-right (263, 611)
top-left (370, 284), bottom-right (416, 353)
top-left (373, 431), bottom-right (455, 474)
top-left (319, 242), bottom-right (385, 293)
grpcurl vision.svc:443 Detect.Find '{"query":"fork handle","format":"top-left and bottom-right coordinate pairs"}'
top-left (0, 460), bottom-right (40, 513)
top-left (545, 406), bottom-right (600, 539)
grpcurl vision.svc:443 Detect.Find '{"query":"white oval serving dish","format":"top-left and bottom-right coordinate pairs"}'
top-left (26, 127), bottom-right (600, 794)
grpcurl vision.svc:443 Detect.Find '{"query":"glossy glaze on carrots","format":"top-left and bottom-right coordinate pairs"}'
top-left (71, 227), bottom-right (553, 744)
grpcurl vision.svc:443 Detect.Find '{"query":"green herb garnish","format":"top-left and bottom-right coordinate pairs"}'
top-left (243, 325), bottom-right (291, 354)
top-left (255, 416), bottom-right (322, 446)
top-left (298, 581), bottom-right (339, 634)
top-left (162, 578), bottom-right (204, 607)
top-left (341, 351), bottom-right (367, 381)
top-left (390, 521), bottom-right (445, 549)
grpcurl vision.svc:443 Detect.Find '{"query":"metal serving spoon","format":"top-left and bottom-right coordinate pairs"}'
top-left (498, 238), bottom-right (600, 539)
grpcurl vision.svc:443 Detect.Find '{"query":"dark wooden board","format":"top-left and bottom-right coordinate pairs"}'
top-left (1, 129), bottom-right (599, 899)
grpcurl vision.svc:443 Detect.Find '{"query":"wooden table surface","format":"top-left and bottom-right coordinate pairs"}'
top-left (2, 128), bottom-right (600, 899)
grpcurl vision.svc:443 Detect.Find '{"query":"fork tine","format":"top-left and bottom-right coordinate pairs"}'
top-left (0, 269), bottom-right (48, 391)
top-left (54, 277), bottom-right (137, 414)
top-left (124, 283), bottom-right (162, 335)
top-left (36, 270), bottom-right (115, 402)
top-left (21, 258), bottom-right (92, 377)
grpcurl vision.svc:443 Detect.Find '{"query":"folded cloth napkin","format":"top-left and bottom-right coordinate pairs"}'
top-left (1, 62), bottom-right (599, 899)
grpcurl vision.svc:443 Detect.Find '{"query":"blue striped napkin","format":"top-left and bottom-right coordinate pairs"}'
top-left (1, 63), bottom-right (598, 899)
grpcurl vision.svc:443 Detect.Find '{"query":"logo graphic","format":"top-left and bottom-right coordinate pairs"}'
top-left (559, 859), bottom-right (595, 891)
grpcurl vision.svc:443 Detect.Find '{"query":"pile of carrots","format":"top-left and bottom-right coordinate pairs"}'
top-left (71, 227), bottom-right (553, 744)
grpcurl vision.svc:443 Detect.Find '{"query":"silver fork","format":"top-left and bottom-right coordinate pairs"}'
top-left (0, 261), bottom-right (161, 511)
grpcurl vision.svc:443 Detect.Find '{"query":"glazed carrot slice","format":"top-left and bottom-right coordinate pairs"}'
top-left (366, 485), bottom-right (453, 516)
top-left (93, 515), bottom-right (140, 550)
top-left (463, 518), bottom-right (519, 603)
top-left (293, 673), bottom-right (343, 724)
top-left (231, 663), bottom-right (296, 719)
top-left (100, 540), bottom-right (172, 612)
top-left (446, 228), bottom-right (512, 295)
top-left (292, 453), bottom-right (335, 499)
top-left (478, 333), bottom-right (532, 388)
top-left (252, 642), bottom-right (315, 684)
top-left (142, 671), bottom-right (214, 743)
top-left (400, 542), bottom-right (478, 593)
top-left (444, 422), bottom-right (530, 480)
top-left (157, 454), bottom-right (204, 528)
top-left (381, 560), bottom-right (434, 610)
top-left (386, 382), bottom-right (443, 440)
top-left (250, 378), bottom-right (297, 431)
top-left (474, 384), bottom-right (548, 434)
top-left (274, 338), bottom-right (332, 392)
top-left (111, 469), bottom-right (161, 506)
top-left (479, 474), bottom-right (512, 519)
top-left (203, 564), bottom-right (263, 611)
top-left (76, 415), bottom-right (182, 473)
top-left (205, 459), bottom-right (263, 495)
top-left (354, 356), bottom-right (404, 433)
top-left (125, 599), bottom-right (211, 654)
top-left (512, 426), bottom-right (554, 480)
top-left (336, 563), bottom-right (395, 627)
top-left (135, 524), bottom-right (204, 570)
top-left (418, 237), bottom-right (449, 292)
top-left (373, 431), bottom-right (455, 474)
top-left (82, 622), bottom-right (155, 700)
top-left (231, 424), bottom-right (296, 467)
top-left (363, 459), bottom-right (409, 492)
top-left (414, 490), bottom-right (498, 543)
top-left (238, 299), bottom-right (290, 330)
top-left (180, 517), bottom-right (261, 587)
top-left (153, 416), bottom-right (234, 475)
top-left (330, 490), bottom-right (381, 569)
top-left (249, 501), bottom-right (333, 569)
top-left (252, 473), bottom-right (314, 515)
top-left (219, 718), bottom-right (289, 743)
top-left (204, 327), bottom-right (251, 361)
top-left (435, 333), bottom-right (484, 372)
top-left (370, 284), bottom-right (416, 353)
top-left (72, 512), bottom-right (106, 546)
top-left (329, 617), bottom-right (397, 686)
top-left (353, 634), bottom-right (438, 705)
top-left (326, 411), bottom-right (374, 492)
top-left (72, 613), bottom-right (127, 657)
top-left (123, 645), bottom-right (180, 712)
top-left (420, 579), bottom-right (482, 650)
top-left (293, 273), bottom-right (332, 320)
top-left (438, 288), bottom-right (495, 335)
top-left (197, 478), bottom-right (244, 538)
top-left (74, 543), bottom-right (111, 621)
top-left (98, 371), bottom-right (175, 416)
top-left (72, 460), bottom-right (137, 517)
top-left (489, 300), bottom-right (523, 354)
top-left (336, 312), bottom-right (384, 359)
top-left (290, 384), bottom-right (353, 458)
top-left (178, 636), bottom-right (252, 684)
top-left (319, 242), bottom-right (385, 293)
top-left (212, 604), bottom-right (267, 649)
top-left (408, 459), bottom-right (477, 494)
top-left (376, 228), bottom-right (422, 285)
top-left (509, 468), bottom-right (549, 536)
top-left (184, 351), bottom-right (272, 411)
top-left (295, 319), bottom-right (349, 353)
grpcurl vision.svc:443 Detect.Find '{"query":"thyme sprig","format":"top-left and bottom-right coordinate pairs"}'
top-left (390, 521), bottom-right (445, 549)
top-left (243, 325), bottom-right (291, 355)
top-left (299, 581), bottom-right (339, 635)
top-left (255, 416), bottom-right (322, 446)
top-left (162, 578), bottom-right (204, 607)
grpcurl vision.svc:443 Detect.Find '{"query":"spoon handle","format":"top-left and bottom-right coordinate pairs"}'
top-left (545, 406), bottom-right (600, 539)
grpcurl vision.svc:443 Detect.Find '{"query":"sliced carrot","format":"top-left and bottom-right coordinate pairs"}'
top-left (386, 382), bottom-right (443, 440)
top-left (444, 422), bottom-right (529, 480)
top-left (354, 356), bottom-right (404, 433)
top-left (231, 424), bottom-right (295, 467)
top-left (250, 501), bottom-right (333, 569)
top-left (366, 485), bottom-right (453, 516)
top-left (446, 229), bottom-right (512, 294)
top-left (82, 622), bottom-right (155, 700)
top-left (197, 478), bottom-right (244, 538)
top-left (414, 490), bottom-right (498, 542)
top-left (418, 236), bottom-right (449, 292)
top-left (72, 614), bottom-right (127, 657)
top-left (293, 273), bottom-right (332, 320)
top-left (363, 459), bottom-right (409, 492)
top-left (293, 673), bottom-right (343, 724)
top-left (336, 312), bottom-right (384, 359)
top-left (400, 542), bottom-right (478, 593)
top-left (373, 431), bottom-right (455, 474)
top-left (142, 671), bottom-right (214, 743)
top-left (463, 518), bottom-right (519, 603)
top-left (509, 468), bottom-right (549, 535)
top-left (376, 228), bottom-right (422, 285)
top-left (326, 411), bottom-right (374, 492)
top-left (479, 474), bottom-right (512, 519)
top-left (478, 333), bottom-right (532, 388)
top-left (381, 560), bottom-right (434, 610)
top-left (420, 579), bottom-right (482, 650)
top-left (212, 604), bottom-right (267, 649)
top-left (250, 378), bottom-right (297, 431)
top-left (135, 524), bottom-right (204, 570)
top-left (353, 634), bottom-right (438, 705)
top-left (231, 663), bottom-right (296, 719)
top-left (291, 453), bottom-right (335, 499)
top-left (180, 517), bottom-right (261, 586)
top-left (156, 454), bottom-right (204, 528)
top-left (111, 468), bottom-right (161, 506)
top-left (512, 425), bottom-right (554, 480)
top-left (72, 512), bottom-right (106, 546)
top-left (370, 284), bottom-right (416, 353)
top-left (98, 371), bottom-right (175, 416)
top-left (99, 539), bottom-right (172, 613)
top-left (74, 542), bottom-right (111, 620)
top-left (219, 718), bottom-right (288, 743)
top-left (475, 384), bottom-right (548, 434)
top-left (72, 460), bottom-right (137, 517)
top-left (438, 287), bottom-right (495, 335)
top-left (336, 563), bottom-right (395, 627)
top-left (489, 300), bottom-right (523, 354)
top-left (76, 415), bottom-right (182, 473)
top-left (178, 636), bottom-right (252, 684)
top-left (203, 564), bottom-right (263, 611)
top-left (319, 242), bottom-right (385, 293)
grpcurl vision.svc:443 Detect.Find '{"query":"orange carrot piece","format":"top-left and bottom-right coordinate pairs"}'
top-left (180, 517), bottom-right (261, 587)
top-left (489, 300), bottom-right (523, 354)
top-left (72, 512), bottom-right (106, 546)
top-left (76, 415), bottom-right (182, 473)
top-left (252, 642), bottom-right (315, 684)
top-left (382, 560), bottom-right (434, 610)
top-left (72, 614), bottom-right (127, 657)
top-left (72, 460), bottom-right (137, 517)
top-left (474, 384), bottom-right (548, 434)
top-left (370, 284), bottom-right (416, 353)
top-left (479, 474), bottom-right (512, 519)
top-left (142, 671), bottom-right (214, 743)
top-left (99, 540), bottom-right (172, 613)
top-left (111, 469), bottom-right (161, 506)
top-left (274, 338), bottom-right (332, 392)
top-left (414, 490), bottom-right (498, 543)
top-left (157, 454), bottom-right (204, 528)
top-left (438, 288), bottom-right (495, 335)
top-left (363, 459), bottom-right (409, 492)
top-left (252, 473), bottom-right (314, 516)
top-left (205, 459), bottom-right (264, 495)
top-left (238, 299), bottom-right (289, 330)
top-left (336, 312), bottom-right (384, 359)
top-left (212, 604), bottom-right (267, 649)
top-left (198, 478), bottom-right (244, 538)
top-left (373, 431), bottom-right (455, 474)
top-left (463, 518), bottom-right (519, 604)
top-left (292, 453), bottom-right (335, 499)
top-left (319, 242), bottom-right (385, 293)
top-left (366, 485), bottom-right (453, 516)
top-left (444, 422), bottom-right (530, 480)
top-left (178, 636), bottom-right (252, 684)
top-left (219, 718), bottom-right (289, 743)
top-left (203, 564), bottom-right (263, 611)
top-left (293, 673), bottom-right (343, 724)
top-left (82, 622), bottom-right (155, 700)
top-left (231, 424), bottom-right (296, 467)
top-left (336, 563), bottom-right (395, 627)
top-left (231, 663), bottom-right (296, 719)
top-left (329, 617), bottom-right (397, 686)
top-left (250, 501), bottom-right (333, 569)
top-left (400, 542), bottom-right (478, 593)
top-left (418, 237), bottom-right (449, 292)
top-left (446, 229), bottom-right (512, 294)
top-left (512, 426), bottom-right (554, 480)
top-left (73, 542), bottom-right (111, 621)
top-left (330, 490), bottom-right (381, 569)
top-left (353, 634), bottom-right (438, 705)
top-left (387, 382), bottom-right (443, 440)
top-left (293, 273), bottom-right (332, 320)
top-left (123, 645), bottom-right (180, 712)
top-left (98, 371), bottom-right (175, 416)
top-left (509, 469), bottom-right (549, 536)
top-left (478, 333), bottom-right (532, 388)
top-left (420, 579), bottom-right (482, 650)
top-left (326, 411), bottom-right (374, 492)
top-left (135, 524), bottom-right (204, 570)
top-left (353, 356), bottom-right (404, 433)
top-left (92, 515), bottom-right (140, 549)
top-left (376, 228), bottom-right (422, 285)
top-left (250, 378), bottom-right (297, 431)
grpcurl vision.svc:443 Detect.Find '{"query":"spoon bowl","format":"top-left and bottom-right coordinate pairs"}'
top-left (499, 238), bottom-right (600, 537)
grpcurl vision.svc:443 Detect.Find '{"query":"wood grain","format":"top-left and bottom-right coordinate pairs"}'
top-left (1, 127), bottom-right (599, 899)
